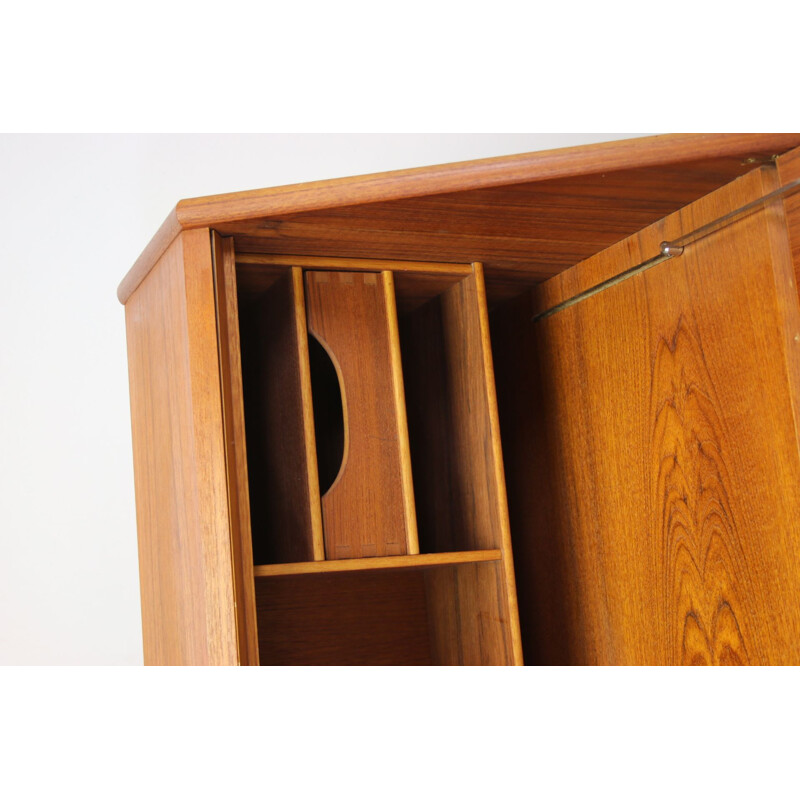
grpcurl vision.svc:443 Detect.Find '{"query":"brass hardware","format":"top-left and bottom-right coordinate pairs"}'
top-left (533, 176), bottom-right (800, 323)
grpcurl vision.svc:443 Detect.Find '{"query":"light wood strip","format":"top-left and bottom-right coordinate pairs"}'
top-left (177, 135), bottom-right (800, 225)
top-left (211, 233), bottom-right (259, 665)
top-left (472, 262), bottom-right (524, 665)
top-left (253, 550), bottom-right (502, 577)
top-left (291, 267), bottom-right (325, 560)
top-left (236, 252), bottom-right (472, 274)
top-left (383, 271), bottom-right (419, 555)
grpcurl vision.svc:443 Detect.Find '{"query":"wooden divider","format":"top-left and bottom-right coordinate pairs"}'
top-left (304, 270), bottom-right (418, 559)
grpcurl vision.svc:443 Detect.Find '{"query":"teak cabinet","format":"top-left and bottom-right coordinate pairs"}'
top-left (119, 133), bottom-right (800, 665)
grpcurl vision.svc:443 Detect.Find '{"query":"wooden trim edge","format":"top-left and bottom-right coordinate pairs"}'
top-left (118, 207), bottom-right (181, 304)
top-left (253, 550), bottom-right (502, 577)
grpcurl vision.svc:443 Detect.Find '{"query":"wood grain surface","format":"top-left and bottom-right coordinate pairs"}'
top-left (238, 268), bottom-right (323, 564)
top-left (255, 559), bottom-right (517, 665)
top-left (119, 135), bottom-right (800, 305)
top-left (222, 158), bottom-right (783, 306)
top-left (253, 549), bottom-right (501, 577)
top-left (399, 266), bottom-right (522, 662)
top-left (425, 561), bottom-right (516, 665)
top-left (256, 570), bottom-right (433, 665)
top-left (305, 270), bottom-right (416, 559)
top-left (211, 233), bottom-right (259, 664)
top-left (125, 229), bottom-right (239, 665)
top-left (493, 166), bottom-right (800, 665)
top-left (236, 252), bottom-right (472, 275)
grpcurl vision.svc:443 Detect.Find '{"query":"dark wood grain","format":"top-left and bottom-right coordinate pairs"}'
top-left (255, 560), bottom-right (517, 665)
top-left (119, 135), bottom-right (800, 305)
top-left (255, 570), bottom-right (433, 665)
top-left (238, 269), bottom-right (323, 564)
top-left (424, 561), bottom-right (514, 665)
top-left (493, 166), bottom-right (800, 665)
top-left (125, 229), bottom-right (239, 665)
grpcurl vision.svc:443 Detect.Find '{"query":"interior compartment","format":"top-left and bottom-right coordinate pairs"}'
top-left (255, 560), bottom-right (512, 665)
top-left (236, 261), bottom-right (507, 564)
top-left (237, 264), bottom-right (323, 564)
top-left (396, 271), bottom-right (505, 554)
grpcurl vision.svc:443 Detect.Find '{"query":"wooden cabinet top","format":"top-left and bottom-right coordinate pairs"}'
top-left (118, 133), bottom-right (800, 306)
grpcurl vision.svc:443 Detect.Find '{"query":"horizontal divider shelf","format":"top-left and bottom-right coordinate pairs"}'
top-left (253, 549), bottom-right (502, 578)
top-left (236, 253), bottom-right (473, 275)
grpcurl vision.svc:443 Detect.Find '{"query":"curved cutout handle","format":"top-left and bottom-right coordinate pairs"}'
top-left (307, 332), bottom-right (348, 496)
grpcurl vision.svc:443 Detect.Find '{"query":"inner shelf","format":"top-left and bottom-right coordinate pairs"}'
top-left (253, 549), bottom-right (502, 577)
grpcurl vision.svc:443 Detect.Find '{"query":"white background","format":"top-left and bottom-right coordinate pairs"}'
top-left (0, 133), bottom-right (649, 665)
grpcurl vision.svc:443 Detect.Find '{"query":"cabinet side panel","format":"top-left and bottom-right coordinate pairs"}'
top-left (498, 167), bottom-right (800, 665)
top-left (125, 230), bottom-right (239, 665)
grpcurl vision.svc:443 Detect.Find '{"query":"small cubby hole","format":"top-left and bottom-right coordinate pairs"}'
top-left (235, 263), bottom-right (505, 565)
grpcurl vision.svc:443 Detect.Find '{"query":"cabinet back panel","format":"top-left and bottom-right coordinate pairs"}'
top-left (494, 167), bottom-right (800, 665)
top-left (255, 570), bottom-right (433, 665)
top-left (255, 561), bottom-right (515, 665)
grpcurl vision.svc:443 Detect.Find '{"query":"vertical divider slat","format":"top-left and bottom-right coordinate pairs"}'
top-left (383, 271), bottom-right (420, 555)
top-left (291, 267), bottom-right (326, 561)
top-left (211, 232), bottom-right (260, 664)
top-left (471, 261), bottom-right (524, 665)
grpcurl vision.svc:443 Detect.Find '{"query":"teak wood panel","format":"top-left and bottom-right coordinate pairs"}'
top-left (425, 561), bottom-right (514, 665)
top-left (119, 135), bottom-right (800, 306)
top-left (255, 560), bottom-right (516, 665)
top-left (125, 229), bottom-right (239, 665)
top-left (304, 270), bottom-right (418, 559)
top-left (219, 159), bottom-right (797, 307)
top-left (493, 166), bottom-right (800, 665)
top-left (255, 571), bottom-right (434, 665)
top-left (211, 233), bottom-right (259, 665)
top-left (237, 268), bottom-right (324, 564)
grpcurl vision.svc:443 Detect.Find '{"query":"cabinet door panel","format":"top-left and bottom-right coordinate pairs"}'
top-left (495, 166), bottom-right (800, 665)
